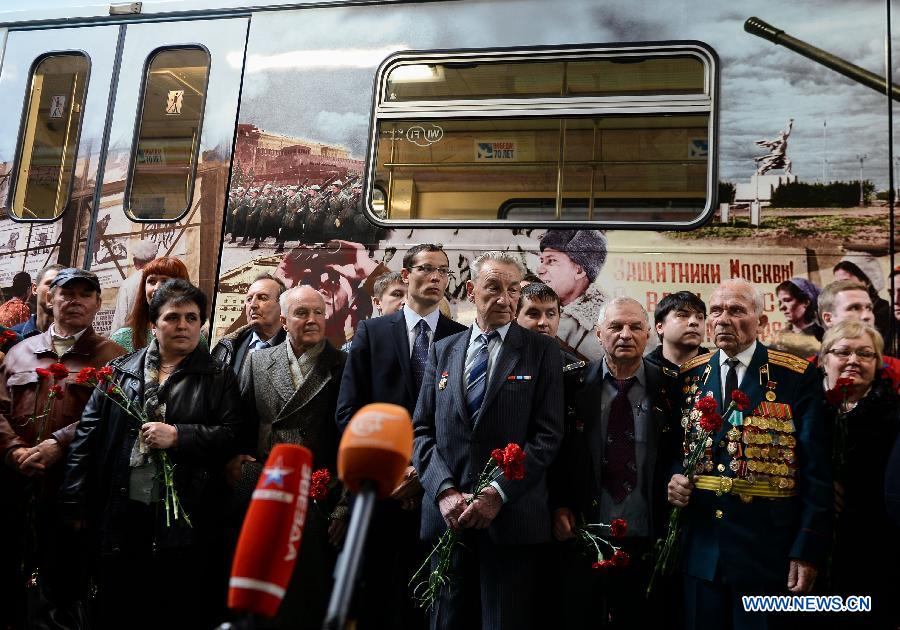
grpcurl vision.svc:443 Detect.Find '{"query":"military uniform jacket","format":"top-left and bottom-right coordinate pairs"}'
top-left (675, 343), bottom-right (831, 587)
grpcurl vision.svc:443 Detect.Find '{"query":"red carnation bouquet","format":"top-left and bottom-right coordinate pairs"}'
top-left (1, 328), bottom-right (19, 353)
top-left (647, 392), bottom-right (727, 594)
top-left (24, 363), bottom-right (70, 443)
top-left (574, 517), bottom-right (629, 571)
top-left (410, 442), bottom-right (526, 609)
top-left (75, 366), bottom-right (190, 527)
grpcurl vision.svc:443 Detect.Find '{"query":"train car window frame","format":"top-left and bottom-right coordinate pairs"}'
top-left (365, 43), bottom-right (719, 230)
top-left (124, 44), bottom-right (211, 224)
top-left (9, 50), bottom-right (91, 223)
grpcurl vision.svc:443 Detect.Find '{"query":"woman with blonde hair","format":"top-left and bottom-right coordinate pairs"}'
top-left (819, 320), bottom-right (899, 627)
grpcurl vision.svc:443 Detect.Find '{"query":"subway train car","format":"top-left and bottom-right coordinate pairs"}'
top-left (0, 0), bottom-right (896, 357)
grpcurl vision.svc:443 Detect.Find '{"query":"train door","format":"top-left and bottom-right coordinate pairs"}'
top-left (0, 17), bottom-right (248, 333)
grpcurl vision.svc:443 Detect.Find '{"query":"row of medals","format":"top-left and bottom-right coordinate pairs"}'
top-left (681, 376), bottom-right (797, 491)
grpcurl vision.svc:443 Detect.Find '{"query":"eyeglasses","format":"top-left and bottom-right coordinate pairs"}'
top-left (827, 348), bottom-right (877, 361)
top-left (408, 264), bottom-right (454, 278)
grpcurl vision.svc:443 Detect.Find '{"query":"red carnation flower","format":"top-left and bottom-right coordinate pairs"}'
top-left (730, 389), bottom-right (750, 411)
top-left (75, 367), bottom-right (96, 384)
top-left (48, 363), bottom-right (69, 380)
top-left (694, 396), bottom-right (718, 415)
top-left (611, 549), bottom-right (630, 568)
top-left (835, 376), bottom-right (855, 389)
top-left (699, 410), bottom-right (723, 434)
top-left (106, 384), bottom-right (118, 395)
top-left (35, 367), bottom-right (52, 379)
top-left (48, 384), bottom-right (63, 397)
top-left (2, 330), bottom-right (17, 341)
top-left (311, 468), bottom-right (332, 487)
top-left (491, 448), bottom-right (505, 467)
top-left (96, 366), bottom-right (114, 381)
top-left (500, 443), bottom-right (526, 481)
top-left (310, 468), bottom-right (332, 502)
top-left (592, 559), bottom-right (615, 571)
top-left (609, 518), bottom-right (627, 538)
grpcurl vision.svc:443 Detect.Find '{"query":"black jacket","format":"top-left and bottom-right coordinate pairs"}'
top-left (549, 358), bottom-right (677, 540)
top-left (59, 346), bottom-right (247, 553)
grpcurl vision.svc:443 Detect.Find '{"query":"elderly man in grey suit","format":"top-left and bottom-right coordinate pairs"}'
top-left (413, 251), bottom-right (564, 630)
top-left (241, 285), bottom-right (348, 630)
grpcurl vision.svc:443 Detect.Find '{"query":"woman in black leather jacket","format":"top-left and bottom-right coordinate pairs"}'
top-left (60, 279), bottom-right (247, 630)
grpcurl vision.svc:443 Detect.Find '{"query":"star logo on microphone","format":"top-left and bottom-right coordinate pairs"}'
top-left (261, 457), bottom-right (294, 488)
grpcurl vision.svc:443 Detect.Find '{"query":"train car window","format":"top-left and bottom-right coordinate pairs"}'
top-left (384, 55), bottom-right (705, 102)
top-left (127, 47), bottom-right (210, 221)
top-left (369, 46), bottom-right (717, 227)
top-left (11, 53), bottom-right (89, 221)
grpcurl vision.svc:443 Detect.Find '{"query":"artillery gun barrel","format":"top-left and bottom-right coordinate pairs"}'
top-left (745, 16), bottom-right (900, 102)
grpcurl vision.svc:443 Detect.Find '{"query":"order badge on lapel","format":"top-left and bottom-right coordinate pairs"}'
top-left (438, 372), bottom-right (448, 390)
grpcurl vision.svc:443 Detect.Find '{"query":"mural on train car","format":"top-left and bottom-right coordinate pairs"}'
top-left (212, 0), bottom-right (898, 359)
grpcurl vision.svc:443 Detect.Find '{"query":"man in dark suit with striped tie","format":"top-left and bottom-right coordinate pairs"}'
top-left (336, 244), bottom-right (465, 629)
top-left (413, 251), bottom-right (564, 630)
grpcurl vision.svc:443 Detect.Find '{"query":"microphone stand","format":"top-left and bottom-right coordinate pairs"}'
top-left (323, 481), bottom-right (376, 630)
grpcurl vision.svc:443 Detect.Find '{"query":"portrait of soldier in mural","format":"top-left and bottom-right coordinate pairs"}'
top-left (275, 239), bottom-right (389, 348)
top-left (537, 229), bottom-right (608, 360)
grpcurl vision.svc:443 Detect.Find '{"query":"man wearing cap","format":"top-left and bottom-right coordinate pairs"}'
top-left (109, 240), bottom-right (159, 333)
top-left (537, 229), bottom-right (608, 361)
top-left (0, 267), bottom-right (125, 628)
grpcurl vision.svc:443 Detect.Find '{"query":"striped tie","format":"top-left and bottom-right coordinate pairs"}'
top-left (465, 331), bottom-right (497, 420)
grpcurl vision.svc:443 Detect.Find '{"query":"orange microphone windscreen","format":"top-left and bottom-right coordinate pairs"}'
top-left (337, 402), bottom-right (413, 499)
top-left (228, 443), bottom-right (313, 617)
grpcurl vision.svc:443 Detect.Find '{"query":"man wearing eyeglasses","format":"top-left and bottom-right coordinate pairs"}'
top-left (818, 279), bottom-right (900, 391)
top-left (336, 243), bottom-right (465, 630)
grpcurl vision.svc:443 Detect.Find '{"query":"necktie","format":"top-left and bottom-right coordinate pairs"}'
top-left (724, 357), bottom-right (740, 409)
top-left (411, 319), bottom-right (430, 391)
top-left (465, 331), bottom-right (497, 421)
top-left (602, 376), bottom-right (637, 504)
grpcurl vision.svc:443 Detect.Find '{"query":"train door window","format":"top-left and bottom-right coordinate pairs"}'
top-left (368, 45), bottom-right (717, 228)
top-left (126, 46), bottom-right (210, 221)
top-left (11, 53), bottom-right (89, 221)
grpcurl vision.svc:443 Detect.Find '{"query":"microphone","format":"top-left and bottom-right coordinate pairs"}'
top-left (228, 443), bottom-right (314, 619)
top-left (324, 403), bottom-right (413, 629)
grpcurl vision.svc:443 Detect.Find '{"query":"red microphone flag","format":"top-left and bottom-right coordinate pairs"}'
top-left (228, 443), bottom-right (313, 617)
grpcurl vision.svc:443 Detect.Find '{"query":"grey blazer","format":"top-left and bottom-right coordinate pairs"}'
top-left (240, 341), bottom-right (346, 470)
top-left (413, 322), bottom-right (564, 544)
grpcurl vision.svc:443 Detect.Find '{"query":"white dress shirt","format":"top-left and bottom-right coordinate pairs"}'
top-left (719, 341), bottom-right (758, 400)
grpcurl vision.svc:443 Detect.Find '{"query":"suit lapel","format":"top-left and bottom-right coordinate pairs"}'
top-left (434, 314), bottom-right (456, 342)
top-left (577, 361), bottom-right (606, 496)
top-left (449, 330), bottom-right (471, 425)
top-left (276, 345), bottom-right (338, 423)
top-left (266, 346), bottom-right (295, 404)
top-left (389, 311), bottom-right (415, 400)
top-left (475, 324), bottom-right (524, 429)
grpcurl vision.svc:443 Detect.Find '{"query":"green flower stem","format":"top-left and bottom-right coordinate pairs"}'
top-left (94, 379), bottom-right (191, 528)
top-left (409, 460), bottom-right (502, 609)
top-left (647, 427), bottom-right (712, 596)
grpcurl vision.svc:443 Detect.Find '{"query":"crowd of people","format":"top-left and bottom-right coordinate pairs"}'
top-left (0, 244), bottom-right (898, 630)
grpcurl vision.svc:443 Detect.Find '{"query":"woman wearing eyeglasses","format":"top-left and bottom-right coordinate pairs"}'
top-left (819, 320), bottom-right (899, 628)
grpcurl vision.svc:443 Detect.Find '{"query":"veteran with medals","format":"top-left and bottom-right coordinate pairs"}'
top-left (667, 279), bottom-right (831, 630)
